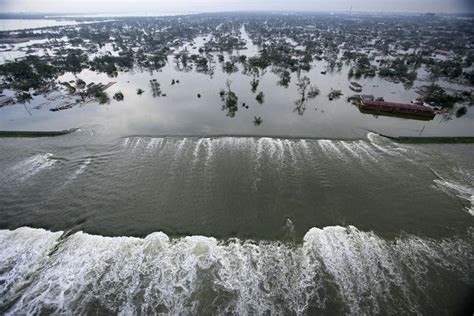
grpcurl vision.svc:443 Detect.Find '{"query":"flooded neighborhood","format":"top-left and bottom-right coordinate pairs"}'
top-left (1, 12), bottom-right (473, 138)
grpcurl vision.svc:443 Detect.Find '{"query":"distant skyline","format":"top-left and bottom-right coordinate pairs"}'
top-left (1, 0), bottom-right (473, 15)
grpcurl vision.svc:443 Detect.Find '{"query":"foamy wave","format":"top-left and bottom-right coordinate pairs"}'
top-left (434, 179), bottom-right (474, 216)
top-left (0, 227), bottom-right (63, 308)
top-left (433, 167), bottom-right (474, 216)
top-left (10, 153), bottom-right (56, 181)
top-left (122, 136), bottom-right (396, 166)
top-left (1, 226), bottom-right (471, 314)
top-left (318, 139), bottom-right (346, 161)
top-left (367, 132), bottom-right (408, 155)
top-left (69, 158), bottom-right (92, 180)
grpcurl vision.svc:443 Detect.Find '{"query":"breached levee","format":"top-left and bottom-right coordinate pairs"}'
top-left (120, 134), bottom-right (412, 167)
top-left (0, 226), bottom-right (472, 314)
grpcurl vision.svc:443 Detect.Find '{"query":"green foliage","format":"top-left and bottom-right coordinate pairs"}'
top-left (307, 86), bottom-right (320, 99)
top-left (253, 116), bottom-right (263, 126)
top-left (456, 106), bottom-right (467, 118)
top-left (15, 91), bottom-right (32, 103)
top-left (150, 79), bottom-right (161, 97)
top-left (113, 91), bottom-right (124, 101)
top-left (90, 55), bottom-right (121, 74)
top-left (223, 61), bottom-right (238, 74)
top-left (328, 89), bottom-right (343, 100)
top-left (424, 84), bottom-right (463, 108)
top-left (348, 67), bottom-right (354, 78)
top-left (61, 49), bottom-right (88, 73)
top-left (296, 76), bottom-right (310, 95)
top-left (221, 80), bottom-right (238, 117)
top-left (428, 60), bottom-right (463, 79)
top-left (0, 56), bottom-right (57, 90)
top-left (250, 78), bottom-right (259, 93)
top-left (277, 69), bottom-right (291, 87)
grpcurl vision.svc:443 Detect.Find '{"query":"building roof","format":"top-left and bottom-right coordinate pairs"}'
top-left (362, 100), bottom-right (434, 113)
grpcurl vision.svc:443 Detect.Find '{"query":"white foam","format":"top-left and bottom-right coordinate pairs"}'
top-left (354, 141), bottom-right (379, 162)
top-left (146, 138), bottom-right (164, 151)
top-left (274, 139), bottom-right (285, 161)
top-left (69, 158), bottom-right (91, 180)
top-left (122, 138), bottom-right (130, 148)
top-left (175, 138), bottom-right (188, 155)
top-left (367, 132), bottom-right (399, 156)
top-left (317, 140), bottom-right (346, 161)
top-left (11, 153), bottom-right (56, 181)
top-left (303, 226), bottom-right (472, 314)
top-left (131, 138), bottom-right (142, 153)
top-left (255, 137), bottom-right (267, 162)
top-left (1, 226), bottom-right (471, 314)
top-left (204, 138), bottom-right (215, 164)
top-left (298, 139), bottom-right (310, 155)
top-left (283, 139), bottom-right (297, 163)
top-left (434, 179), bottom-right (474, 216)
top-left (192, 138), bottom-right (205, 164)
top-left (339, 141), bottom-right (363, 159)
top-left (0, 227), bottom-right (63, 308)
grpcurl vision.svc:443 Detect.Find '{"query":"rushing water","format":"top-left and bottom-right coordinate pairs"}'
top-left (0, 131), bottom-right (473, 314)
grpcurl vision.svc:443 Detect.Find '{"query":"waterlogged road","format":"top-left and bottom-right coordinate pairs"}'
top-left (0, 131), bottom-right (473, 314)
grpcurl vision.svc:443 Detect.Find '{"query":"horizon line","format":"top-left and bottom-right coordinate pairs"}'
top-left (1, 10), bottom-right (474, 17)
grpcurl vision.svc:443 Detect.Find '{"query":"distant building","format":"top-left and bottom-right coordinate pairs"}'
top-left (434, 50), bottom-right (450, 57)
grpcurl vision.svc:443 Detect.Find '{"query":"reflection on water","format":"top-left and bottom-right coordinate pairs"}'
top-left (1, 26), bottom-right (473, 139)
top-left (0, 19), bottom-right (80, 31)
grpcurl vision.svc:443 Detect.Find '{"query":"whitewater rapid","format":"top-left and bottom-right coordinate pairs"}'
top-left (0, 226), bottom-right (472, 315)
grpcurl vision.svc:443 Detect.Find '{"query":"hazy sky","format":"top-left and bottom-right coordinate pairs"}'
top-left (1, 0), bottom-right (473, 15)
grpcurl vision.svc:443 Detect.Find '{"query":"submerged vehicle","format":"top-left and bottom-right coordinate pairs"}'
top-left (349, 81), bottom-right (363, 92)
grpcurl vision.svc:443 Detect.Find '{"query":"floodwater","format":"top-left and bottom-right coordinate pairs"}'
top-left (0, 23), bottom-right (473, 314)
top-left (1, 27), bottom-right (473, 139)
top-left (0, 19), bottom-right (80, 31)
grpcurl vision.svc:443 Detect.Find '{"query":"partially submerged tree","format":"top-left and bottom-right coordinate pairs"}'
top-left (293, 76), bottom-right (312, 115)
top-left (113, 91), bottom-right (124, 101)
top-left (307, 86), bottom-right (320, 99)
top-left (250, 78), bottom-right (259, 93)
top-left (150, 79), bottom-right (161, 97)
top-left (253, 116), bottom-right (263, 126)
top-left (221, 80), bottom-right (238, 117)
top-left (328, 89), bottom-right (343, 100)
top-left (456, 106), bottom-right (467, 118)
top-left (277, 69), bottom-right (291, 87)
top-left (423, 84), bottom-right (463, 108)
top-left (15, 91), bottom-right (32, 103)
